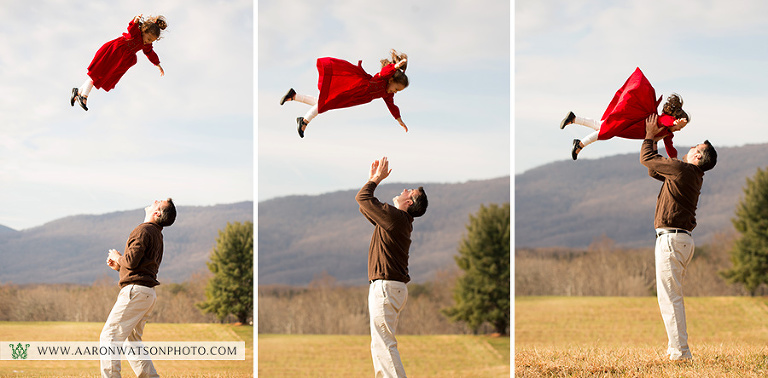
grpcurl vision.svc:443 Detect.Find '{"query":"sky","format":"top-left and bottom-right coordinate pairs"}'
top-left (257, 0), bottom-right (511, 202)
top-left (0, 0), bottom-right (253, 230)
top-left (516, 0), bottom-right (768, 174)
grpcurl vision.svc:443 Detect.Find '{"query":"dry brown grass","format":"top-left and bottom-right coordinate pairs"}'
top-left (516, 296), bottom-right (768, 377)
top-left (259, 334), bottom-right (510, 377)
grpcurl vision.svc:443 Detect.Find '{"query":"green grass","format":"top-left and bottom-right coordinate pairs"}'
top-left (0, 322), bottom-right (253, 378)
top-left (258, 334), bottom-right (510, 377)
top-left (516, 296), bottom-right (768, 377)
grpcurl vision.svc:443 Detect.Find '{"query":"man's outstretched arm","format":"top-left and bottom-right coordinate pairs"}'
top-left (356, 157), bottom-right (395, 227)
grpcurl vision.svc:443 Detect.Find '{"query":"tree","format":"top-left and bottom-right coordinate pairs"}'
top-left (720, 167), bottom-right (768, 296)
top-left (197, 221), bottom-right (253, 323)
top-left (442, 203), bottom-right (510, 334)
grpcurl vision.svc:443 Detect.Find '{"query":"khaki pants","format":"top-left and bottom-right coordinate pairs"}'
top-left (655, 230), bottom-right (695, 360)
top-left (100, 284), bottom-right (158, 378)
top-left (368, 280), bottom-right (408, 378)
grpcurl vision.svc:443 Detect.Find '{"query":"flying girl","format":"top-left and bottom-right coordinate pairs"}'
top-left (560, 67), bottom-right (689, 160)
top-left (70, 14), bottom-right (167, 111)
top-left (280, 49), bottom-right (409, 138)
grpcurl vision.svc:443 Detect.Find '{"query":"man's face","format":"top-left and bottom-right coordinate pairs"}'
top-left (683, 144), bottom-right (706, 165)
top-left (393, 188), bottom-right (419, 209)
top-left (145, 199), bottom-right (167, 219)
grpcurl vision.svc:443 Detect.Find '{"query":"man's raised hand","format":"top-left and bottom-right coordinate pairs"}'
top-left (369, 156), bottom-right (392, 184)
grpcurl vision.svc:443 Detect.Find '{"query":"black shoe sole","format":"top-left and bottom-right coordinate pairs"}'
top-left (281, 88), bottom-right (296, 105)
top-left (572, 139), bottom-right (581, 160)
top-left (297, 117), bottom-right (305, 138)
top-left (560, 111), bottom-right (575, 129)
top-left (77, 96), bottom-right (88, 111)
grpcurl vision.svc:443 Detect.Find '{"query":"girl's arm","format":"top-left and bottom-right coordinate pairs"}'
top-left (394, 58), bottom-right (407, 70)
top-left (397, 118), bottom-right (408, 132)
top-left (142, 44), bottom-right (161, 67)
top-left (663, 135), bottom-right (678, 159)
top-left (156, 64), bottom-right (165, 76)
top-left (671, 118), bottom-right (688, 132)
top-left (382, 95), bottom-right (403, 127)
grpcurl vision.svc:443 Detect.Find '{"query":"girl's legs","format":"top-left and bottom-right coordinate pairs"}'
top-left (580, 130), bottom-right (599, 148)
top-left (293, 93), bottom-right (317, 106)
top-left (284, 90), bottom-right (320, 138)
top-left (71, 77), bottom-right (93, 111)
top-left (79, 78), bottom-right (94, 98)
top-left (566, 114), bottom-right (602, 160)
top-left (573, 115), bottom-right (600, 131)
top-left (296, 104), bottom-right (319, 138)
top-left (575, 115), bottom-right (601, 149)
top-left (296, 93), bottom-right (319, 133)
top-left (283, 90), bottom-right (319, 124)
top-left (302, 104), bottom-right (319, 124)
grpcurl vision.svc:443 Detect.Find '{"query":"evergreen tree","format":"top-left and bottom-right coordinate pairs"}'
top-left (720, 167), bottom-right (768, 296)
top-left (197, 221), bottom-right (253, 323)
top-left (442, 203), bottom-right (510, 334)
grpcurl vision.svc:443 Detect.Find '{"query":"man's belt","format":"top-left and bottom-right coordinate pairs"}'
top-left (656, 228), bottom-right (691, 237)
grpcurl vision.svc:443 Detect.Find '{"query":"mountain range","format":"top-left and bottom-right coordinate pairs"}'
top-left (0, 202), bottom-right (253, 285)
top-left (0, 175), bottom-right (512, 287)
top-left (258, 177), bottom-right (511, 286)
top-left (515, 142), bottom-right (768, 249)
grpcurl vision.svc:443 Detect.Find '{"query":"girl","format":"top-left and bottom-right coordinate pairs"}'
top-left (560, 67), bottom-right (689, 160)
top-left (71, 15), bottom-right (167, 111)
top-left (280, 49), bottom-right (409, 138)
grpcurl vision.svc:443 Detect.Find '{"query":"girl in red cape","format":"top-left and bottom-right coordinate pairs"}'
top-left (280, 49), bottom-right (409, 138)
top-left (560, 67), bottom-right (689, 160)
top-left (70, 15), bottom-right (167, 111)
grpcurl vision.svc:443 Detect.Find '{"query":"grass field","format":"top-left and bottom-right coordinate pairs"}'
top-left (516, 296), bottom-right (768, 377)
top-left (0, 322), bottom-right (253, 377)
top-left (258, 334), bottom-right (510, 377)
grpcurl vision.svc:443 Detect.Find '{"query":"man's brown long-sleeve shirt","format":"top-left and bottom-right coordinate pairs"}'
top-left (117, 222), bottom-right (164, 288)
top-left (356, 181), bottom-right (413, 283)
top-left (640, 139), bottom-right (704, 231)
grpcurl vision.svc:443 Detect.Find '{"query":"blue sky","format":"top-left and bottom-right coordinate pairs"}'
top-left (258, 0), bottom-right (511, 202)
top-left (516, 0), bottom-right (768, 174)
top-left (0, 0), bottom-right (253, 229)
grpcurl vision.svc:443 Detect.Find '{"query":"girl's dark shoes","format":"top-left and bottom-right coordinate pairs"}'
top-left (571, 139), bottom-right (581, 160)
top-left (280, 88), bottom-right (296, 105)
top-left (77, 95), bottom-right (88, 111)
top-left (560, 111), bottom-right (575, 129)
top-left (70, 88), bottom-right (79, 106)
top-left (296, 117), bottom-right (306, 138)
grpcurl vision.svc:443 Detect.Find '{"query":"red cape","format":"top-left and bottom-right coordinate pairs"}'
top-left (316, 57), bottom-right (401, 119)
top-left (598, 67), bottom-right (677, 158)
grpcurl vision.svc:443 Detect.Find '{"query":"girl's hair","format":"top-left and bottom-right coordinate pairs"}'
top-left (381, 49), bottom-right (409, 88)
top-left (662, 93), bottom-right (689, 121)
top-left (140, 15), bottom-right (168, 39)
top-left (391, 70), bottom-right (409, 88)
top-left (380, 49), bottom-right (408, 71)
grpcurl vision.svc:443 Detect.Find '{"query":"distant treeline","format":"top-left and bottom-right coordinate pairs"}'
top-left (516, 231), bottom-right (768, 296)
top-left (0, 271), bottom-right (241, 323)
top-left (258, 270), bottom-right (496, 335)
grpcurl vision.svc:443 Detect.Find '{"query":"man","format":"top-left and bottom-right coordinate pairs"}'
top-left (355, 156), bottom-right (428, 378)
top-left (640, 114), bottom-right (717, 361)
top-left (100, 198), bottom-right (177, 378)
